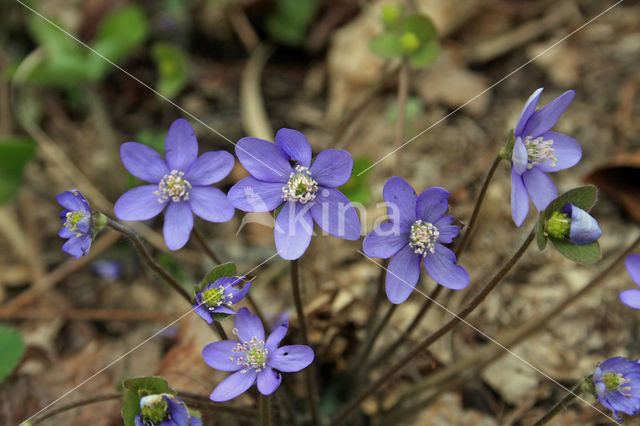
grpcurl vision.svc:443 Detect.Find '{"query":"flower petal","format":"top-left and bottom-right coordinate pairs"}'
top-left (257, 367), bottom-right (282, 395)
top-left (120, 142), bottom-right (169, 183)
top-left (363, 222), bottom-right (408, 259)
top-left (310, 188), bottom-right (361, 240)
top-left (56, 190), bottom-right (90, 213)
top-left (266, 321), bottom-right (288, 352)
top-left (535, 132), bottom-right (582, 173)
top-left (225, 280), bottom-right (251, 305)
top-left (193, 303), bottom-right (213, 324)
top-left (523, 90), bottom-right (575, 138)
top-left (236, 137), bottom-right (292, 183)
top-left (433, 215), bottom-right (460, 243)
top-left (515, 88), bottom-right (543, 137)
top-left (185, 151), bottom-right (234, 185)
top-left (512, 137), bottom-right (528, 175)
top-left (522, 167), bottom-right (557, 212)
top-left (163, 201), bottom-right (194, 250)
top-left (235, 307), bottom-right (265, 342)
top-left (228, 177), bottom-right (285, 213)
top-left (115, 185), bottom-right (167, 221)
top-left (309, 149), bottom-right (353, 188)
top-left (564, 203), bottom-right (601, 245)
top-left (210, 370), bottom-right (257, 402)
top-left (275, 128), bottom-right (312, 167)
top-left (62, 235), bottom-right (91, 259)
top-left (383, 177), bottom-right (417, 227)
top-left (202, 340), bottom-right (243, 371)
top-left (274, 201), bottom-right (314, 260)
top-left (510, 168), bottom-right (529, 227)
top-left (165, 119), bottom-right (199, 171)
top-left (269, 345), bottom-right (314, 372)
top-left (423, 244), bottom-right (469, 290)
top-left (619, 289), bottom-right (640, 309)
top-left (165, 397), bottom-right (189, 425)
top-left (188, 186), bottom-right (235, 223)
top-left (416, 187), bottom-right (450, 223)
top-left (385, 244), bottom-right (421, 304)
top-left (58, 226), bottom-right (73, 238)
top-left (627, 254), bottom-right (640, 287)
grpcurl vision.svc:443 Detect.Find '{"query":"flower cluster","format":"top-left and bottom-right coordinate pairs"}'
top-left (593, 357), bottom-right (640, 421)
top-left (135, 393), bottom-right (201, 426)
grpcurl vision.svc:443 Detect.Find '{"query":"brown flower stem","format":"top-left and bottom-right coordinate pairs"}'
top-left (260, 393), bottom-right (271, 426)
top-left (191, 226), bottom-right (222, 264)
top-left (353, 303), bottom-right (397, 381)
top-left (331, 227), bottom-right (536, 425)
top-left (532, 378), bottom-right (584, 426)
top-left (30, 393), bottom-right (121, 424)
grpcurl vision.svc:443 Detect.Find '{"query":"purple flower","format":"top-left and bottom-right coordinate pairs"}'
top-left (545, 203), bottom-right (602, 245)
top-left (619, 254), bottom-right (640, 309)
top-left (593, 356), bottom-right (640, 421)
top-left (135, 394), bottom-right (201, 426)
top-left (202, 307), bottom-right (314, 401)
top-left (228, 128), bottom-right (361, 260)
top-left (193, 277), bottom-right (252, 324)
top-left (511, 88), bottom-right (582, 226)
top-left (114, 119), bottom-right (235, 250)
top-left (57, 190), bottom-right (92, 259)
top-left (363, 177), bottom-right (469, 304)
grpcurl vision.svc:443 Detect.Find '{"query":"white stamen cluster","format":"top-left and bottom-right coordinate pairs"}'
top-left (201, 285), bottom-right (231, 311)
top-left (524, 136), bottom-right (557, 169)
top-left (282, 165), bottom-right (318, 204)
top-left (409, 220), bottom-right (439, 256)
top-left (64, 211), bottom-right (88, 236)
top-left (229, 332), bottom-right (268, 373)
top-left (154, 170), bottom-right (192, 203)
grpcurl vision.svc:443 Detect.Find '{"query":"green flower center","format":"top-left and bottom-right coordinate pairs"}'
top-left (282, 165), bottom-right (318, 204)
top-left (409, 220), bottom-right (439, 256)
top-left (545, 211), bottom-right (571, 239)
top-left (140, 395), bottom-right (169, 424)
top-left (64, 211), bottom-right (88, 236)
top-left (603, 372), bottom-right (632, 395)
top-left (524, 136), bottom-right (557, 169)
top-left (154, 170), bottom-right (191, 203)
top-left (230, 333), bottom-right (268, 373)
top-left (401, 32), bottom-right (420, 53)
top-left (202, 285), bottom-right (229, 309)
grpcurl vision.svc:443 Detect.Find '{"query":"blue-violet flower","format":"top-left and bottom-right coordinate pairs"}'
top-left (57, 190), bottom-right (93, 259)
top-left (193, 277), bottom-right (251, 324)
top-left (135, 393), bottom-right (201, 426)
top-left (594, 356), bottom-right (640, 421)
top-left (545, 203), bottom-right (602, 244)
top-left (619, 254), bottom-right (640, 309)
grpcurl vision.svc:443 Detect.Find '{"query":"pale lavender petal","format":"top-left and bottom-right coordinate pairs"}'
top-left (535, 132), bottom-right (582, 173)
top-left (185, 151), bottom-right (234, 185)
top-left (165, 119), bottom-right (199, 171)
top-left (235, 307), bottom-right (265, 342)
top-left (627, 254), bottom-right (640, 286)
top-left (515, 88), bottom-right (543, 137)
top-left (433, 215), bottom-right (459, 243)
top-left (76, 216), bottom-right (90, 234)
top-left (385, 244), bottom-right (421, 304)
top-left (511, 168), bottom-right (529, 227)
top-left (236, 137), bottom-right (292, 183)
top-left (563, 203), bottom-right (601, 244)
top-left (383, 177), bottom-right (417, 227)
top-left (423, 244), bottom-right (469, 290)
top-left (274, 201), bottom-right (313, 260)
top-left (202, 340), bottom-right (243, 371)
top-left (310, 188), bottom-right (361, 240)
top-left (523, 90), bottom-right (575, 138)
top-left (193, 304), bottom-right (213, 324)
top-left (512, 137), bottom-right (528, 175)
top-left (257, 367), bottom-right (282, 395)
top-left (416, 187), bottom-right (449, 223)
top-left (120, 142), bottom-right (169, 183)
top-left (163, 201), bottom-right (194, 250)
top-left (58, 227), bottom-right (73, 238)
top-left (188, 186), bottom-right (234, 223)
top-left (522, 167), bottom-right (557, 212)
top-left (309, 149), bottom-right (353, 188)
top-left (210, 370), bottom-right (257, 402)
top-left (115, 185), bottom-right (167, 221)
top-left (269, 345), bottom-right (314, 372)
top-left (620, 289), bottom-right (640, 309)
top-left (228, 177), bottom-right (285, 213)
top-left (56, 191), bottom-right (90, 213)
top-left (275, 128), bottom-right (312, 167)
top-left (362, 222), bottom-right (408, 259)
top-left (266, 321), bottom-right (288, 352)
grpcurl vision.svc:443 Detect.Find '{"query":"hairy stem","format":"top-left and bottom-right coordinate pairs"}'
top-left (260, 393), bottom-right (271, 426)
top-left (532, 378), bottom-right (584, 426)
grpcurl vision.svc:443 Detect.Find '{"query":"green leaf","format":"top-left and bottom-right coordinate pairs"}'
top-left (152, 42), bottom-right (189, 99)
top-left (536, 215), bottom-right (547, 250)
top-left (550, 238), bottom-right (601, 264)
top-left (370, 32), bottom-right (403, 59)
top-left (0, 325), bottom-right (25, 382)
top-left (499, 129), bottom-right (516, 160)
top-left (409, 39), bottom-right (439, 68)
top-left (0, 138), bottom-right (36, 204)
top-left (194, 262), bottom-right (237, 295)
top-left (339, 156), bottom-right (372, 205)
top-left (122, 376), bottom-right (176, 426)
top-left (543, 186), bottom-right (598, 222)
top-left (266, 0), bottom-right (318, 47)
top-left (403, 14), bottom-right (437, 44)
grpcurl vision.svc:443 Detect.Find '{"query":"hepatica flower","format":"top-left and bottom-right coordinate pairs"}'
top-left (202, 307), bottom-right (314, 401)
top-left (511, 88), bottom-right (582, 226)
top-left (115, 119), bottom-right (235, 250)
top-left (228, 128), bottom-right (361, 260)
top-left (619, 254), bottom-right (640, 309)
top-left (135, 393), bottom-right (201, 426)
top-left (545, 203), bottom-right (602, 245)
top-left (193, 277), bottom-right (251, 324)
top-left (363, 177), bottom-right (469, 304)
top-left (593, 356), bottom-right (640, 421)
top-left (57, 190), bottom-right (93, 259)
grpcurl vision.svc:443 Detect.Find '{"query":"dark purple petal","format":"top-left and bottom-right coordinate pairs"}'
top-left (535, 132), bottom-right (582, 173)
top-left (236, 137), bottom-right (292, 183)
top-left (56, 191), bottom-right (90, 213)
top-left (185, 151), bottom-right (234, 185)
top-left (627, 254), bottom-right (640, 287)
top-left (415, 187), bottom-right (449, 223)
top-left (115, 185), bottom-right (167, 221)
top-left (274, 201), bottom-right (314, 260)
top-left (619, 289), bottom-right (640, 309)
top-left (120, 142), bottom-right (169, 183)
top-left (210, 370), bottom-right (257, 402)
top-left (193, 303), bottom-right (213, 324)
top-left (310, 188), bottom-right (361, 240)
top-left (423, 244), bottom-right (469, 290)
top-left (165, 119), bottom-right (199, 171)
top-left (163, 201), bottom-right (194, 250)
top-left (62, 235), bottom-right (91, 259)
top-left (235, 307), bottom-right (265, 342)
top-left (433, 215), bottom-right (459, 243)
top-left (309, 149), bottom-right (353, 188)
top-left (164, 396), bottom-right (189, 425)
top-left (275, 128), bottom-right (312, 167)
top-left (269, 345), bottom-right (314, 372)
top-left (202, 340), bottom-right (243, 371)
top-left (257, 367), bottom-right (282, 395)
top-left (563, 203), bottom-right (601, 244)
top-left (523, 90), bottom-right (575, 138)
top-left (363, 222), bottom-right (409, 259)
top-left (383, 177), bottom-right (417, 227)
top-left (515, 88), bottom-right (542, 137)
top-left (385, 244), bottom-right (421, 304)
top-left (228, 177), bottom-right (285, 213)
top-left (522, 167), bottom-right (557, 212)
top-left (512, 137), bottom-right (528, 175)
top-left (188, 187), bottom-right (234, 223)
top-left (510, 168), bottom-right (529, 227)
top-left (266, 321), bottom-right (288, 352)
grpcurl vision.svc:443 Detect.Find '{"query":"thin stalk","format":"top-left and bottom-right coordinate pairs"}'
top-left (192, 226), bottom-right (222, 264)
top-left (261, 393), bottom-right (271, 426)
top-left (353, 303), bottom-right (397, 380)
top-left (393, 58), bottom-right (409, 175)
top-left (30, 393), bottom-right (120, 424)
top-left (211, 322), bottom-right (228, 340)
top-left (331, 227), bottom-right (536, 425)
top-left (532, 378), bottom-right (584, 426)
